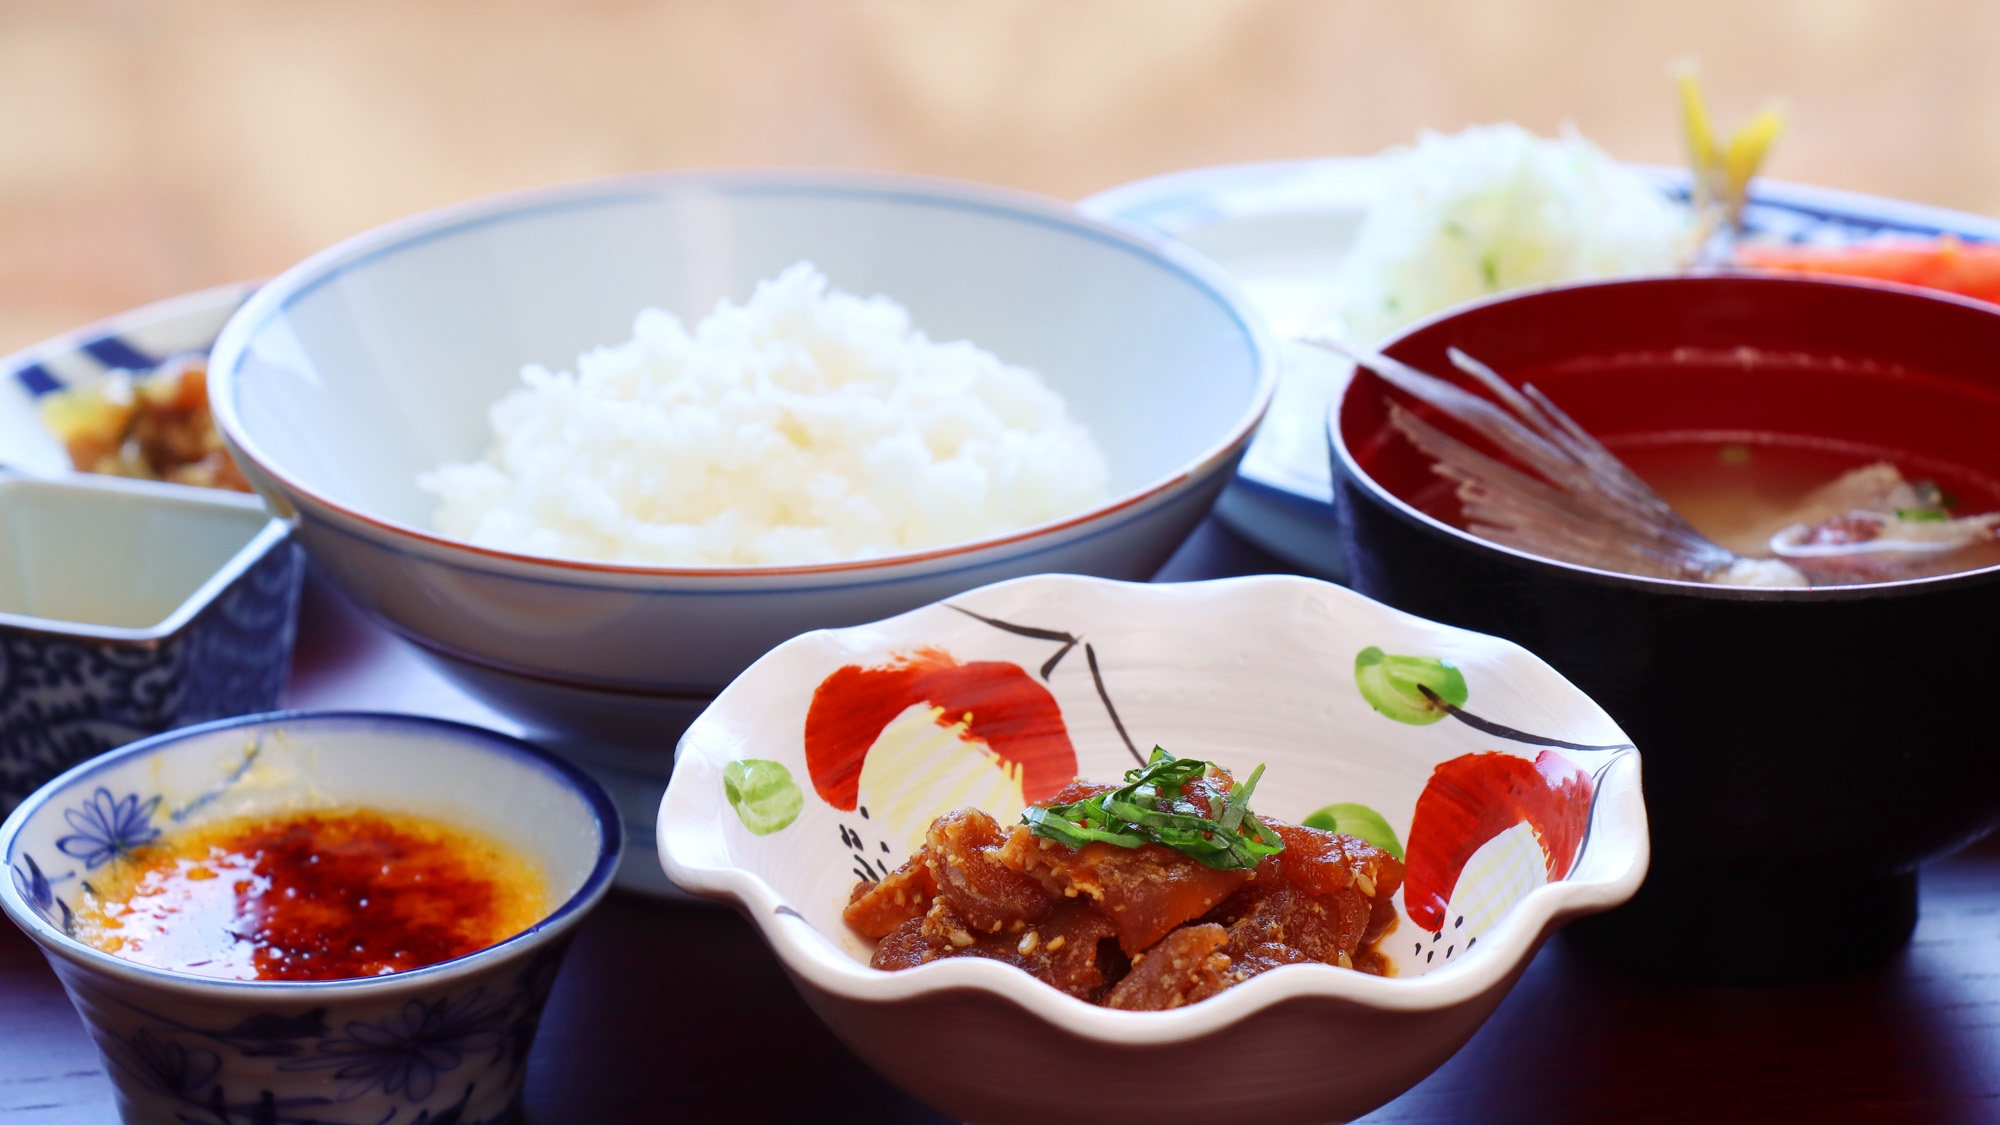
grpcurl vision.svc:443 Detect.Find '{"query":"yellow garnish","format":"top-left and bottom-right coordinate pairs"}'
top-left (1674, 59), bottom-right (1785, 236)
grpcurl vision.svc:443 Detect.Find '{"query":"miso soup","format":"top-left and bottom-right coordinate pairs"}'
top-left (1609, 431), bottom-right (2000, 578)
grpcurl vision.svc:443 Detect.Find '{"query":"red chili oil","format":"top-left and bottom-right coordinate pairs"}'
top-left (72, 808), bottom-right (547, 981)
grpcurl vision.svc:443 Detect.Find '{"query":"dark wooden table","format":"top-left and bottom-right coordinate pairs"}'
top-left (7, 516), bottom-right (2000, 1123)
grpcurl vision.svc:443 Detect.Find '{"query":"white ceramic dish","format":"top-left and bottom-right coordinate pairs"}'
top-left (0, 710), bottom-right (620, 1125)
top-left (661, 572), bottom-right (1647, 1124)
top-left (0, 472), bottom-right (301, 808)
top-left (205, 169), bottom-right (1274, 786)
top-left (1081, 158), bottom-right (2000, 577)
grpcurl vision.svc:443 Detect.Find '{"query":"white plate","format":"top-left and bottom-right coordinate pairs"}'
top-left (1083, 158), bottom-right (2000, 577)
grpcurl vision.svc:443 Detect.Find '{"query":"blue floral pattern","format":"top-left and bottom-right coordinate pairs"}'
top-left (80, 944), bottom-right (567, 1125)
top-left (0, 537), bottom-right (302, 808)
top-left (11, 849), bottom-right (52, 913)
top-left (10, 850), bottom-right (75, 933)
top-left (57, 787), bottom-right (162, 868)
top-left (283, 992), bottom-right (509, 1102)
top-left (13, 773), bottom-right (260, 936)
top-left (112, 1029), bottom-right (222, 1099)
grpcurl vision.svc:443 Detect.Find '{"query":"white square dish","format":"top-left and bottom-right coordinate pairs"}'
top-left (0, 473), bottom-right (300, 807)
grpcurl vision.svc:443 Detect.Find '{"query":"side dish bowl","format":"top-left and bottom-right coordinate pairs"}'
top-left (0, 281), bottom-right (256, 478)
top-left (205, 170), bottom-right (1274, 781)
top-left (660, 573), bottom-right (1646, 1124)
top-left (1331, 273), bottom-right (2000, 978)
top-left (0, 710), bottom-right (620, 1125)
top-left (0, 472), bottom-right (301, 809)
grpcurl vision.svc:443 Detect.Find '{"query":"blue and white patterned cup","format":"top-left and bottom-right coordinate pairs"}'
top-left (0, 711), bottom-right (620, 1125)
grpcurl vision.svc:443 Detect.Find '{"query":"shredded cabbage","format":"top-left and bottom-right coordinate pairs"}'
top-left (1259, 123), bottom-right (1691, 490)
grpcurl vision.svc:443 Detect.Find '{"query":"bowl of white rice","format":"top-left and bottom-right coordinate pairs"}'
top-left (418, 260), bottom-right (1115, 568)
top-left (206, 170), bottom-right (1273, 817)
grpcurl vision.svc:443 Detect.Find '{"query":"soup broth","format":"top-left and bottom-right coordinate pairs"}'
top-left (71, 808), bottom-right (547, 981)
top-left (1610, 432), bottom-right (2000, 578)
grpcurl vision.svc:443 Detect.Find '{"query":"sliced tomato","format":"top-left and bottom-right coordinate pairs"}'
top-left (1739, 237), bottom-right (2000, 306)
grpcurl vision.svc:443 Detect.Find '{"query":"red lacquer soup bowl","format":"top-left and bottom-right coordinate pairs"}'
top-left (1330, 273), bottom-right (2000, 980)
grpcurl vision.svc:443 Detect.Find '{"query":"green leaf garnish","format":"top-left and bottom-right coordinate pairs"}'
top-left (1022, 748), bottom-right (1285, 871)
top-left (1895, 508), bottom-right (1949, 522)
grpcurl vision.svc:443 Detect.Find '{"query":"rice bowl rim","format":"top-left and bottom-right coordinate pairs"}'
top-left (209, 167), bottom-right (1278, 579)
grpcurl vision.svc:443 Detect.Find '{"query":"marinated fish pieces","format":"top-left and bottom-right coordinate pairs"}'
top-left (844, 808), bottom-right (1052, 939)
top-left (870, 897), bottom-right (1124, 1001)
top-left (1269, 822), bottom-right (1404, 946)
top-left (1202, 825), bottom-right (1404, 979)
top-left (1214, 880), bottom-right (1373, 976)
top-left (843, 854), bottom-right (937, 939)
top-left (1271, 823), bottom-right (1402, 901)
top-left (998, 828), bottom-right (1249, 954)
top-left (847, 759), bottom-right (1408, 1011)
top-left (926, 808), bottom-right (1055, 934)
top-left (1104, 923), bottom-right (1232, 1011)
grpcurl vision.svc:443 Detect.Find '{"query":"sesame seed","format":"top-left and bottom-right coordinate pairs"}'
top-left (1019, 931), bottom-right (1040, 955)
top-left (1337, 952), bottom-right (1354, 970)
top-left (1355, 873), bottom-right (1376, 897)
top-left (948, 929), bottom-right (975, 948)
top-left (1046, 935), bottom-right (1066, 952)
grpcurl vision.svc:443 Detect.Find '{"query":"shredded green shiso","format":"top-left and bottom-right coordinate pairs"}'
top-left (1021, 748), bottom-right (1285, 871)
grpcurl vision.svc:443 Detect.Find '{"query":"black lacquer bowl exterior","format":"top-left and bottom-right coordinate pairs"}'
top-left (1329, 274), bottom-right (2000, 979)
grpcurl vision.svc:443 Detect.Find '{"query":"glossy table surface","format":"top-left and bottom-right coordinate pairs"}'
top-left (5, 515), bottom-right (2000, 1123)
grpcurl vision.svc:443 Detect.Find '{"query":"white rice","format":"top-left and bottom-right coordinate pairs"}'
top-left (419, 263), bottom-right (1109, 566)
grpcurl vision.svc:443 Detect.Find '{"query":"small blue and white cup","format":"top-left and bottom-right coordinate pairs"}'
top-left (0, 711), bottom-right (620, 1125)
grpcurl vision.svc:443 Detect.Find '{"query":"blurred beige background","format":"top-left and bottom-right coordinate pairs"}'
top-left (2, 0), bottom-right (1994, 352)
